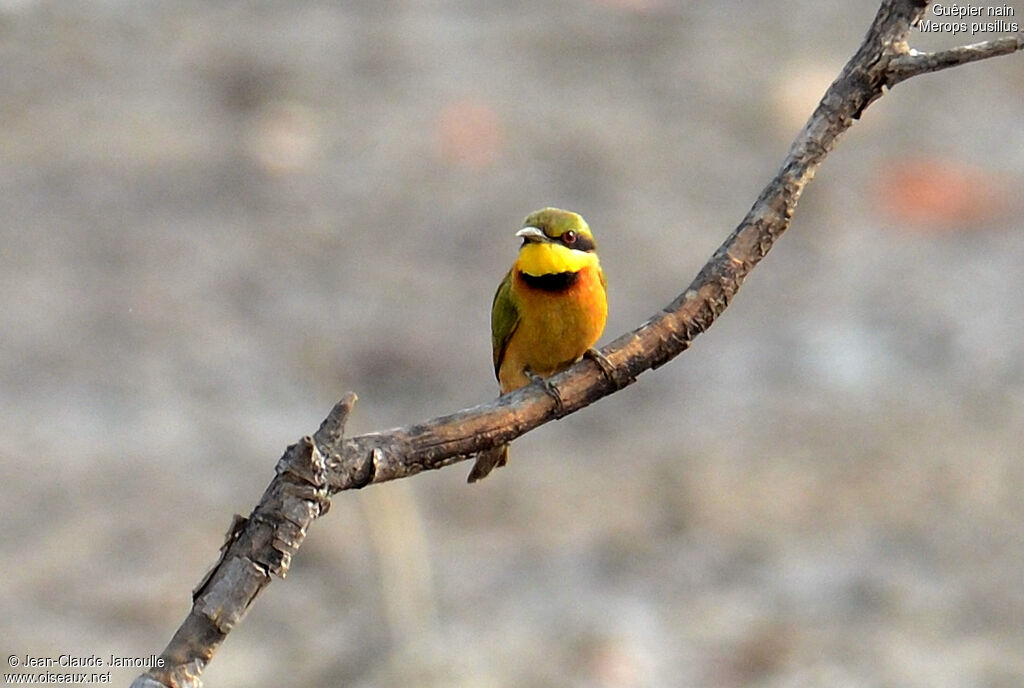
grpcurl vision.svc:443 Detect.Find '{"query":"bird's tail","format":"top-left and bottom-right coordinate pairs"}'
top-left (467, 444), bottom-right (509, 483)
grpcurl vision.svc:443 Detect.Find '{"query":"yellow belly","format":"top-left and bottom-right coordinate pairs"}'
top-left (498, 264), bottom-right (607, 392)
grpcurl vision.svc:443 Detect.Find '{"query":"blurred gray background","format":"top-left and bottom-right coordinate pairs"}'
top-left (3, 1), bottom-right (1023, 686)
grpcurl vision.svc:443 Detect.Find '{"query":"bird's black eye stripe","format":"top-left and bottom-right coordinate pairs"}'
top-left (570, 234), bottom-right (595, 252)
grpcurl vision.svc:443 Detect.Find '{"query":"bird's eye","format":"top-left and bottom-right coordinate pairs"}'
top-left (563, 230), bottom-right (577, 245)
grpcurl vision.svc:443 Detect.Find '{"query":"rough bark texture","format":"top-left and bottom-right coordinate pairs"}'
top-left (132, 2), bottom-right (1021, 685)
top-left (132, 396), bottom-right (349, 688)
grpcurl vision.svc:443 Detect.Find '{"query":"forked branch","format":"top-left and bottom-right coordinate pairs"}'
top-left (133, 2), bottom-right (1021, 686)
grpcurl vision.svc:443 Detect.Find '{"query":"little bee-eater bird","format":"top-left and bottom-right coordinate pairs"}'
top-left (468, 207), bottom-right (608, 482)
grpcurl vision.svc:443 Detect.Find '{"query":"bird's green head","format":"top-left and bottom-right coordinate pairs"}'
top-left (517, 207), bottom-right (597, 253)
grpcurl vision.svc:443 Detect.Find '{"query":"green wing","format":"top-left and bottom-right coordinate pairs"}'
top-left (491, 268), bottom-right (521, 379)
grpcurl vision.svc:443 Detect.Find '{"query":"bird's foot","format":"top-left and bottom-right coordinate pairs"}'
top-left (585, 348), bottom-right (634, 389)
top-left (526, 370), bottom-right (566, 417)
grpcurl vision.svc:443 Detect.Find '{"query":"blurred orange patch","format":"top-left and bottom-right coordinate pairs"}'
top-left (435, 99), bottom-right (506, 170)
top-left (872, 157), bottom-right (1010, 231)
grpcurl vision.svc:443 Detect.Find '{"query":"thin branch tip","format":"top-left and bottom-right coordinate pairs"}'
top-left (890, 35), bottom-right (1023, 83)
top-left (313, 392), bottom-right (358, 445)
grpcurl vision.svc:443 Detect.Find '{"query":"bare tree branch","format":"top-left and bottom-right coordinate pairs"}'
top-left (132, 1), bottom-right (1022, 686)
top-left (318, 4), bottom-right (1023, 492)
top-left (890, 36), bottom-right (1023, 83)
top-left (132, 396), bottom-right (351, 688)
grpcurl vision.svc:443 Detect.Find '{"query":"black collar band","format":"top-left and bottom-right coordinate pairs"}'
top-left (519, 270), bottom-right (580, 292)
